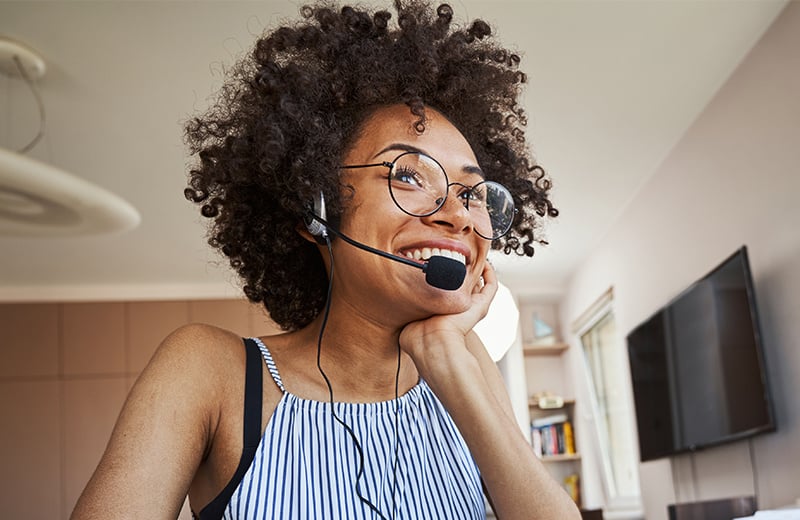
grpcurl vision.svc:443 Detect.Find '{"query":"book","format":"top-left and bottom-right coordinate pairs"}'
top-left (531, 413), bottom-right (568, 428)
top-left (548, 425), bottom-right (559, 455)
top-left (541, 425), bottom-right (553, 455)
top-left (555, 423), bottom-right (565, 454)
top-left (563, 421), bottom-right (576, 455)
top-left (531, 427), bottom-right (543, 458)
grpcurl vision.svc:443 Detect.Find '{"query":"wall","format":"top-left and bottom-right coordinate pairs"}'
top-left (0, 299), bottom-right (280, 519)
top-left (559, 3), bottom-right (800, 518)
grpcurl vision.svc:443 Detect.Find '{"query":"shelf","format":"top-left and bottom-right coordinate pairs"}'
top-left (523, 343), bottom-right (569, 356)
top-left (540, 453), bottom-right (582, 463)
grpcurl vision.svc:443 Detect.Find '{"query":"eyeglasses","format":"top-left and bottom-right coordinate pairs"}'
top-left (340, 151), bottom-right (516, 240)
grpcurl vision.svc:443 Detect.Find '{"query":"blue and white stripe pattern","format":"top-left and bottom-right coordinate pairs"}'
top-left (222, 337), bottom-right (486, 519)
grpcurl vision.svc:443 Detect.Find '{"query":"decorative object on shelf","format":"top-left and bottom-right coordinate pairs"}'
top-left (0, 37), bottom-right (140, 237)
top-left (532, 312), bottom-right (556, 345)
top-left (532, 391), bottom-right (565, 409)
top-left (474, 281), bottom-right (519, 361)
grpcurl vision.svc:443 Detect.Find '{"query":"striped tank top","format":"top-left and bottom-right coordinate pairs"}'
top-left (198, 337), bottom-right (486, 519)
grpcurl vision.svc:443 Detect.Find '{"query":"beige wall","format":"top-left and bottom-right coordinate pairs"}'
top-left (560, 2), bottom-right (800, 518)
top-left (0, 299), bottom-right (280, 519)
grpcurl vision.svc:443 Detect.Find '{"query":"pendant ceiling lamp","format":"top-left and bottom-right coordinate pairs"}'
top-left (0, 37), bottom-right (140, 237)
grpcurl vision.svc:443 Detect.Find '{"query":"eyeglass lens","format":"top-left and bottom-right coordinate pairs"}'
top-left (387, 152), bottom-right (515, 240)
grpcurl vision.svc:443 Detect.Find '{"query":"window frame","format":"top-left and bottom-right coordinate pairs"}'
top-left (573, 289), bottom-right (643, 514)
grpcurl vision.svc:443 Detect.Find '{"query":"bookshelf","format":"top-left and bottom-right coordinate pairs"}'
top-left (527, 367), bottom-right (582, 505)
top-left (519, 301), bottom-right (582, 506)
top-left (529, 399), bottom-right (580, 459)
top-left (523, 342), bottom-right (569, 356)
top-left (541, 453), bottom-right (582, 462)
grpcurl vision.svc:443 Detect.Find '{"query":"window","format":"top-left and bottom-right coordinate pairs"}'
top-left (576, 291), bottom-right (641, 512)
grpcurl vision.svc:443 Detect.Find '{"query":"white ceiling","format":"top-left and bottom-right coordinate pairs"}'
top-left (0, 0), bottom-right (788, 302)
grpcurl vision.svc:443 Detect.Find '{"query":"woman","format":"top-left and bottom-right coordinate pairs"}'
top-left (72, 1), bottom-right (579, 519)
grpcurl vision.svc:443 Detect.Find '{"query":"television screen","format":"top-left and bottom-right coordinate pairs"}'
top-left (627, 246), bottom-right (775, 462)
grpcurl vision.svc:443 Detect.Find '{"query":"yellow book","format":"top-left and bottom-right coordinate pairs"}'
top-left (564, 473), bottom-right (580, 505)
top-left (563, 421), bottom-right (576, 455)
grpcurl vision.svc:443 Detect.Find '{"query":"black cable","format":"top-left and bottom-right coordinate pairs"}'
top-left (391, 343), bottom-right (401, 518)
top-left (12, 55), bottom-right (45, 154)
top-left (316, 234), bottom-right (398, 520)
top-left (748, 438), bottom-right (760, 506)
top-left (689, 452), bottom-right (699, 502)
top-left (670, 457), bottom-right (681, 504)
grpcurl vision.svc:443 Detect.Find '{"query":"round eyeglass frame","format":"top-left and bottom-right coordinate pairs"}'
top-left (339, 151), bottom-right (517, 240)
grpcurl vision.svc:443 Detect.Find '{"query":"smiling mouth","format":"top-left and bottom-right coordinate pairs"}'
top-left (400, 247), bottom-right (467, 266)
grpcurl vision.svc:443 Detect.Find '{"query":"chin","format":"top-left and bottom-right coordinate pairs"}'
top-left (418, 286), bottom-right (473, 313)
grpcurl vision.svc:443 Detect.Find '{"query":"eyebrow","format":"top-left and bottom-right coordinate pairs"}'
top-left (372, 142), bottom-right (426, 158)
top-left (373, 142), bottom-right (486, 179)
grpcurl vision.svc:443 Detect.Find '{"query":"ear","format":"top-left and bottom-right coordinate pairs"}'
top-left (296, 220), bottom-right (320, 244)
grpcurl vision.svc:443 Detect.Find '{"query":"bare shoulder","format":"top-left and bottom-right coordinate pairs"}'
top-left (155, 322), bottom-right (245, 364)
top-left (141, 323), bottom-right (250, 383)
top-left (125, 322), bottom-right (250, 446)
top-left (136, 323), bottom-right (251, 419)
top-left (124, 322), bottom-right (252, 473)
top-left (71, 323), bottom-right (249, 519)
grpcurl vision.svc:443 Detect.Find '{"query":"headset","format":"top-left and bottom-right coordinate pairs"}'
top-left (305, 191), bottom-right (467, 291)
top-left (304, 191), bottom-right (330, 243)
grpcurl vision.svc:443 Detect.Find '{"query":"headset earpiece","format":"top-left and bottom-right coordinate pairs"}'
top-left (304, 191), bottom-right (328, 243)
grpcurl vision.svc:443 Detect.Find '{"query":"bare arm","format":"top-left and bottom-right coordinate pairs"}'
top-left (399, 265), bottom-right (580, 520)
top-left (71, 324), bottom-right (237, 519)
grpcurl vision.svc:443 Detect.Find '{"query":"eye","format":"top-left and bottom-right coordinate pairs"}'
top-left (456, 185), bottom-right (487, 206)
top-left (390, 165), bottom-right (425, 188)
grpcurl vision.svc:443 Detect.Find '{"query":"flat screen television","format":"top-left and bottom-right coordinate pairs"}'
top-left (626, 246), bottom-right (775, 462)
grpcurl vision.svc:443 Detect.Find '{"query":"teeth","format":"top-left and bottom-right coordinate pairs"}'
top-left (401, 248), bottom-right (466, 265)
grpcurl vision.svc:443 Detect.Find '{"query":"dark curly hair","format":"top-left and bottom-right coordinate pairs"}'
top-left (184, 0), bottom-right (558, 331)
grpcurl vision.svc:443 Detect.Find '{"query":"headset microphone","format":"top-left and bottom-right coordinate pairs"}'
top-left (326, 223), bottom-right (467, 291)
top-left (305, 194), bottom-right (466, 290)
top-left (421, 255), bottom-right (467, 291)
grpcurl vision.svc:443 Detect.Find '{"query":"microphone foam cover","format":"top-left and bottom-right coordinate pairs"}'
top-left (424, 256), bottom-right (467, 291)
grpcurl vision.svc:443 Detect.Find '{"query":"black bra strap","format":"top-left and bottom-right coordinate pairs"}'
top-left (195, 338), bottom-right (263, 519)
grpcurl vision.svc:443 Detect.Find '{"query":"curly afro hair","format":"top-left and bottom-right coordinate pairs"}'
top-left (184, 0), bottom-right (558, 331)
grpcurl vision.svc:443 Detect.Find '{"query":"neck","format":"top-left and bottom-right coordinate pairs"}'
top-left (293, 298), bottom-right (418, 401)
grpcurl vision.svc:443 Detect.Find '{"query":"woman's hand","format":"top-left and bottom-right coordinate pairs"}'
top-left (398, 261), bottom-right (582, 520)
top-left (398, 260), bottom-right (498, 372)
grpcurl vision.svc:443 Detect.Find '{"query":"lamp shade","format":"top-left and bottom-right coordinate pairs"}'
top-left (474, 282), bottom-right (520, 361)
top-left (0, 147), bottom-right (140, 236)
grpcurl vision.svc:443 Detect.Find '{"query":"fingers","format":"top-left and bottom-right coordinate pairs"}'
top-left (473, 275), bottom-right (485, 294)
top-left (465, 261), bottom-right (496, 327)
top-left (473, 258), bottom-right (498, 294)
top-left (479, 259), bottom-right (499, 299)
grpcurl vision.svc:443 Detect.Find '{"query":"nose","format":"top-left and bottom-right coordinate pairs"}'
top-left (421, 190), bottom-right (472, 234)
